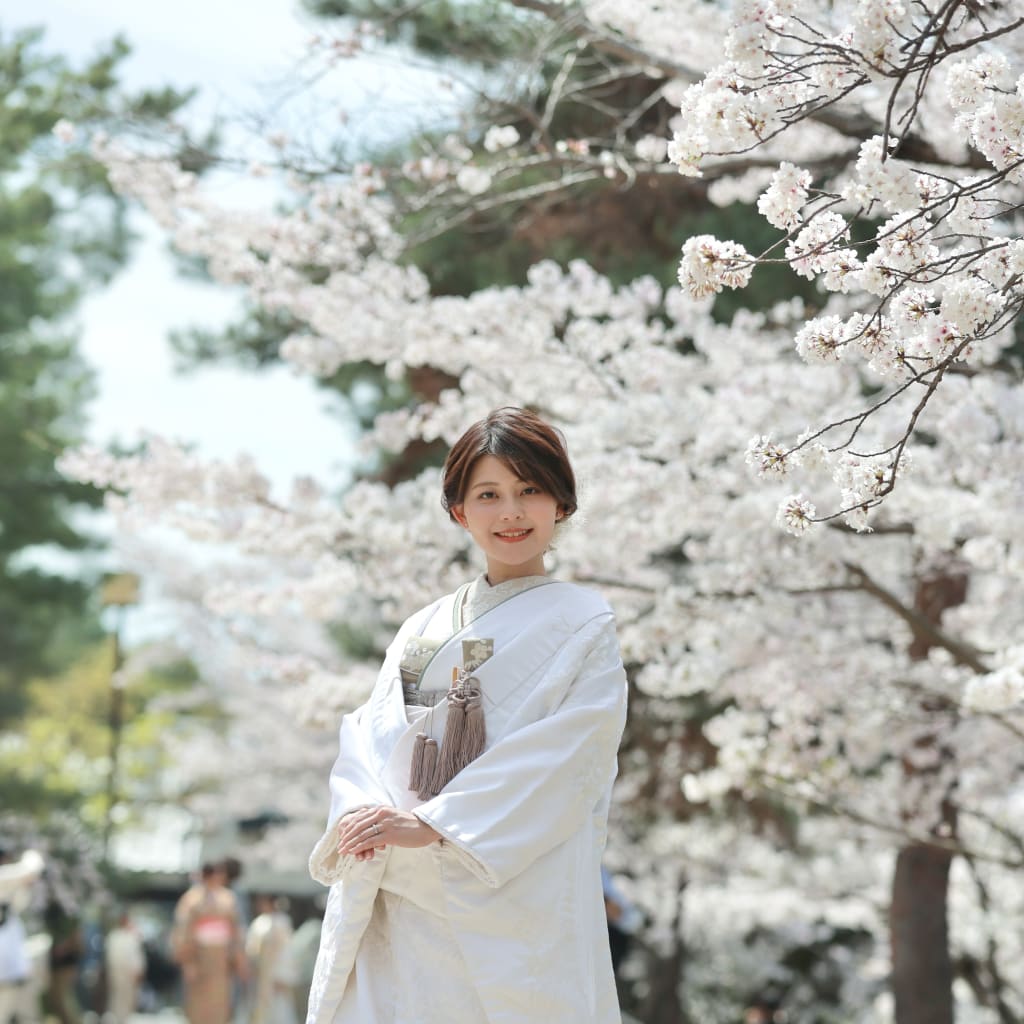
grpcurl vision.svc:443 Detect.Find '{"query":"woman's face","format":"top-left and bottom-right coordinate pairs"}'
top-left (451, 455), bottom-right (562, 583)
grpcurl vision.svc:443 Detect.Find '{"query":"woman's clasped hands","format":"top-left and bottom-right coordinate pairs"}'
top-left (336, 805), bottom-right (442, 862)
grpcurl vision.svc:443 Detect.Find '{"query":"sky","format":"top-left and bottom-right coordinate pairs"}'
top-left (9, 0), bottom-right (457, 495)
top-left (9, 0), bottom-right (355, 493)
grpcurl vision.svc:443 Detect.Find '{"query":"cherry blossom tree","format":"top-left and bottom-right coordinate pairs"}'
top-left (57, 1), bottom-right (1024, 1019)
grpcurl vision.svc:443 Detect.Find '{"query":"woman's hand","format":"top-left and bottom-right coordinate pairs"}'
top-left (336, 806), bottom-right (442, 862)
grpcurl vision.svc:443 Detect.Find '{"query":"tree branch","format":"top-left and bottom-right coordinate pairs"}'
top-left (843, 562), bottom-right (988, 673)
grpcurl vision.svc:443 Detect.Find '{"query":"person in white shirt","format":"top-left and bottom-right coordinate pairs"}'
top-left (245, 897), bottom-right (295, 1024)
top-left (104, 913), bottom-right (145, 1024)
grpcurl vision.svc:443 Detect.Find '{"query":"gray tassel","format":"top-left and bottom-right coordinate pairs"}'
top-left (460, 688), bottom-right (486, 770)
top-left (416, 738), bottom-right (438, 801)
top-left (408, 732), bottom-right (428, 792)
top-left (431, 689), bottom-right (467, 792)
top-left (427, 673), bottom-right (486, 795)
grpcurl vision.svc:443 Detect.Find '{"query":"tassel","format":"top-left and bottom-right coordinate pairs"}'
top-left (416, 738), bottom-right (438, 801)
top-left (431, 689), bottom-right (467, 792)
top-left (460, 688), bottom-right (486, 770)
top-left (427, 673), bottom-right (487, 795)
top-left (408, 732), bottom-right (428, 792)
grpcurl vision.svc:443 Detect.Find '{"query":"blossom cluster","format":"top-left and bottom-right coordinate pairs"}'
top-left (677, 235), bottom-right (754, 296)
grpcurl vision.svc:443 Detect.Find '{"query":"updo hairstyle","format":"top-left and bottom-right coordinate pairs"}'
top-left (441, 407), bottom-right (578, 523)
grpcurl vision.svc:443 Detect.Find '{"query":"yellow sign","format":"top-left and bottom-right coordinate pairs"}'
top-left (100, 572), bottom-right (140, 608)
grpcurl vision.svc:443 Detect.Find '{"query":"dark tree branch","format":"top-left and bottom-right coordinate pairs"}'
top-left (842, 562), bottom-right (988, 673)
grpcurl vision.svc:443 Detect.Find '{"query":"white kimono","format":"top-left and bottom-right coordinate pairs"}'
top-left (307, 577), bottom-right (627, 1024)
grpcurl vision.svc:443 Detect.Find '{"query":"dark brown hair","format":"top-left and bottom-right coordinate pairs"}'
top-left (441, 407), bottom-right (577, 522)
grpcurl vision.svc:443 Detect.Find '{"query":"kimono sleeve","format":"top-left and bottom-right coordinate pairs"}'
top-left (413, 612), bottom-right (627, 889)
top-left (308, 609), bottom-right (432, 887)
top-left (308, 701), bottom-right (390, 886)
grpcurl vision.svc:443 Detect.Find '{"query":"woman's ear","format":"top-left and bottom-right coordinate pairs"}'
top-left (451, 505), bottom-right (468, 528)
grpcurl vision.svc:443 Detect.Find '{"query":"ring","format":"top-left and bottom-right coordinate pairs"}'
top-left (374, 823), bottom-right (382, 836)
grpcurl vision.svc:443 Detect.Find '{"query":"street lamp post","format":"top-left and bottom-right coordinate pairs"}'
top-left (99, 572), bottom-right (139, 869)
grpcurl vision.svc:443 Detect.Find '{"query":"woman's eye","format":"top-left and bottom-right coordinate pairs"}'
top-left (523, 486), bottom-right (541, 495)
top-left (478, 491), bottom-right (496, 500)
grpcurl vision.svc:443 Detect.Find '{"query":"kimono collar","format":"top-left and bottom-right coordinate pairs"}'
top-left (461, 573), bottom-right (550, 628)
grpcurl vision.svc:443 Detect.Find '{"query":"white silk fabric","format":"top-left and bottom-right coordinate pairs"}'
top-left (307, 580), bottom-right (628, 1024)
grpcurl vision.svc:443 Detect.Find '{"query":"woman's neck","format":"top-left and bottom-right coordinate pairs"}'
top-left (484, 559), bottom-right (546, 585)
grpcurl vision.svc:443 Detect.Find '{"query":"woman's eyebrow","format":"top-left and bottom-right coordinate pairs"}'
top-left (472, 478), bottom-right (529, 489)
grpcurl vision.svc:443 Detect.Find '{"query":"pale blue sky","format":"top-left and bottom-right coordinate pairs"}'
top-left (7, 0), bottom-right (354, 493)
top-left (8, 0), bottom-right (458, 495)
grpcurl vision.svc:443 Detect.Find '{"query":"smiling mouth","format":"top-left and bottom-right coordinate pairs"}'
top-left (495, 528), bottom-right (532, 541)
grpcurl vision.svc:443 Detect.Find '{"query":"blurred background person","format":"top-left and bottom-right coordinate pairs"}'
top-left (219, 858), bottom-right (247, 1024)
top-left (220, 861), bottom-right (247, 934)
top-left (43, 902), bottom-right (83, 1024)
top-left (19, 932), bottom-right (50, 1024)
top-left (172, 863), bottom-right (246, 1024)
top-left (245, 896), bottom-right (295, 1024)
top-left (0, 848), bottom-right (45, 1024)
top-left (602, 866), bottom-right (642, 976)
top-left (104, 912), bottom-right (145, 1024)
top-left (284, 903), bottom-right (322, 1024)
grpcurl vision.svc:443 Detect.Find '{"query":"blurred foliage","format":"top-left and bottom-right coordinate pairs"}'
top-left (0, 642), bottom-right (208, 823)
top-left (0, 335), bottom-right (102, 720)
top-left (0, 24), bottom-right (193, 724)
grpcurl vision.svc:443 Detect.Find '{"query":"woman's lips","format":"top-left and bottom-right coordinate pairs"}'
top-left (494, 528), bottom-right (532, 543)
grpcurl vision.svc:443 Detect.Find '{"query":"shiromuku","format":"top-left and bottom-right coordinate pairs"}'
top-left (306, 407), bottom-right (628, 1024)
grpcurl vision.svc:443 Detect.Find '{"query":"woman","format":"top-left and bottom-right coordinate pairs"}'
top-left (172, 863), bottom-right (245, 1024)
top-left (308, 407), bottom-right (628, 1024)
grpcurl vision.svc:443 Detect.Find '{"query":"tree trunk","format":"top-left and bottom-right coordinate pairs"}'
top-left (890, 566), bottom-right (967, 1024)
top-left (637, 877), bottom-right (691, 1024)
top-left (890, 841), bottom-right (955, 1024)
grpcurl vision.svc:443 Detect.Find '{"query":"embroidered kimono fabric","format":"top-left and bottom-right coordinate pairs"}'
top-left (307, 579), bottom-right (627, 1024)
